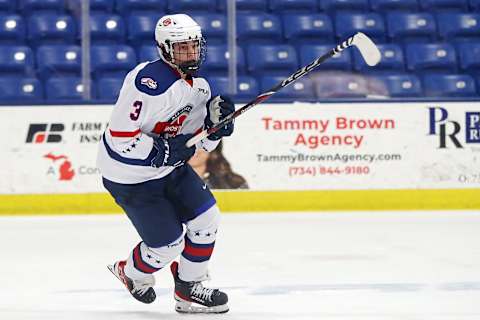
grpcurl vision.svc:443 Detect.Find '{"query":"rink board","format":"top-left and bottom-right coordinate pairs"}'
top-left (0, 189), bottom-right (479, 215)
top-left (0, 102), bottom-right (479, 214)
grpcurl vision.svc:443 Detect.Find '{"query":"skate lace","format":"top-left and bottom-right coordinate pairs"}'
top-left (191, 283), bottom-right (215, 302)
top-left (132, 276), bottom-right (155, 296)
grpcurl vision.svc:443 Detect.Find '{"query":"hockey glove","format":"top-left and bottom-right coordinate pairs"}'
top-left (151, 134), bottom-right (196, 168)
top-left (204, 95), bottom-right (235, 140)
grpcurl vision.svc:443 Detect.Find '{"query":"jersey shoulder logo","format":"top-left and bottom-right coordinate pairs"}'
top-left (140, 77), bottom-right (158, 90)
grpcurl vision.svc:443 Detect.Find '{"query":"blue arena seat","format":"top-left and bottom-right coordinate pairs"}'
top-left (422, 74), bottom-right (477, 97)
top-left (138, 45), bottom-right (159, 62)
top-left (36, 45), bottom-right (81, 79)
top-left (0, 15), bottom-right (25, 43)
top-left (299, 44), bottom-right (352, 71)
top-left (27, 14), bottom-right (76, 46)
top-left (237, 13), bottom-right (282, 44)
top-left (0, 0), bottom-right (16, 11)
top-left (283, 14), bottom-right (334, 45)
top-left (419, 0), bottom-right (468, 11)
top-left (0, 45), bottom-right (34, 74)
top-left (269, 0), bottom-right (317, 12)
top-left (45, 77), bottom-right (93, 101)
top-left (127, 14), bottom-right (158, 46)
top-left (202, 45), bottom-right (246, 76)
top-left (406, 43), bottom-right (457, 72)
top-left (369, 74), bottom-right (422, 97)
top-left (91, 45), bottom-right (136, 79)
top-left (0, 77), bottom-right (43, 102)
top-left (218, 0), bottom-right (267, 11)
top-left (314, 73), bottom-right (369, 98)
top-left (96, 77), bottom-right (123, 102)
top-left (436, 13), bottom-right (480, 42)
top-left (472, 0), bottom-right (480, 11)
top-left (353, 44), bottom-right (404, 72)
top-left (66, 0), bottom-right (115, 12)
top-left (88, 14), bottom-right (125, 43)
top-left (456, 43), bottom-right (480, 71)
top-left (208, 76), bottom-right (259, 101)
top-left (260, 75), bottom-right (315, 102)
top-left (247, 44), bottom-right (298, 76)
top-left (168, 0), bottom-right (216, 12)
top-left (115, 0), bottom-right (165, 15)
top-left (370, 0), bottom-right (419, 11)
top-left (386, 13), bottom-right (436, 43)
top-left (191, 14), bottom-right (227, 44)
top-left (19, 0), bottom-right (66, 15)
top-left (321, 0), bottom-right (369, 12)
top-left (335, 13), bottom-right (385, 42)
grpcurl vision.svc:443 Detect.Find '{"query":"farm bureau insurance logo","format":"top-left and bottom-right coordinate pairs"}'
top-left (26, 123), bottom-right (64, 143)
top-left (428, 107), bottom-right (480, 149)
top-left (43, 152), bottom-right (75, 181)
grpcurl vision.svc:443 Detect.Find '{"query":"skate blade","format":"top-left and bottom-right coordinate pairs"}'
top-left (107, 264), bottom-right (122, 282)
top-left (174, 297), bottom-right (229, 314)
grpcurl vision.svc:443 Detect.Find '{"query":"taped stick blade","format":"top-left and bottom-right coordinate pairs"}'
top-left (352, 32), bottom-right (381, 66)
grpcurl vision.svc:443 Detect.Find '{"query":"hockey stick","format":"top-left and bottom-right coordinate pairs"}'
top-left (186, 32), bottom-right (381, 147)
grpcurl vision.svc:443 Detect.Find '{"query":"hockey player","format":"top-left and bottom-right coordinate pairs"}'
top-left (96, 14), bottom-right (233, 314)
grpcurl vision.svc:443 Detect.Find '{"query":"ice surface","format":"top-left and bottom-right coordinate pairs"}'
top-left (0, 211), bottom-right (479, 320)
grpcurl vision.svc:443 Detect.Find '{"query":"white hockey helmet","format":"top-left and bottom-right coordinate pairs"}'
top-left (155, 14), bottom-right (206, 75)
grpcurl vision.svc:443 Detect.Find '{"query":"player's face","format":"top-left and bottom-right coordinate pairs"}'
top-left (173, 40), bottom-right (200, 64)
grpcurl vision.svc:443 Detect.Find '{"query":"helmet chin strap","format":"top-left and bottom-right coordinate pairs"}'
top-left (178, 60), bottom-right (199, 75)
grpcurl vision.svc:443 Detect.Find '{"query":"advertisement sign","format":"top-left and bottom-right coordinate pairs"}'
top-left (0, 102), bottom-right (479, 194)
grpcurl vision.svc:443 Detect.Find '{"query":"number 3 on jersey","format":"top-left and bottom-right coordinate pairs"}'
top-left (130, 101), bottom-right (142, 121)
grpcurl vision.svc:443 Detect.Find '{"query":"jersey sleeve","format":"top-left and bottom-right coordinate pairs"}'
top-left (106, 71), bottom-right (156, 161)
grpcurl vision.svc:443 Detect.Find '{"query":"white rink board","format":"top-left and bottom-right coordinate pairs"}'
top-left (0, 102), bottom-right (479, 194)
top-left (223, 102), bottom-right (480, 190)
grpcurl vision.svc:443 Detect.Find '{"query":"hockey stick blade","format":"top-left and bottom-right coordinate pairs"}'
top-left (351, 32), bottom-right (381, 66)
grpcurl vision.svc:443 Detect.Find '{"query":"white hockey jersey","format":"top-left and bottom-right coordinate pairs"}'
top-left (97, 59), bottom-right (219, 184)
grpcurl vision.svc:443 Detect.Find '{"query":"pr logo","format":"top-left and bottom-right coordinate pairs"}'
top-left (26, 123), bottom-right (64, 143)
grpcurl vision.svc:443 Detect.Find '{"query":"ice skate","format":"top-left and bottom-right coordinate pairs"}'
top-left (107, 260), bottom-right (156, 304)
top-left (170, 261), bottom-right (229, 313)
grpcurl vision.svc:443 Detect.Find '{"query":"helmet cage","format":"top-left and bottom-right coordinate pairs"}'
top-left (159, 37), bottom-right (207, 75)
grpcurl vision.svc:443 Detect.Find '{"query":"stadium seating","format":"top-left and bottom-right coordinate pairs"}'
top-left (237, 13), bottom-right (282, 44)
top-left (299, 44), bottom-right (352, 70)
top-left (190, 14), bottom-right (227, 44)
top-left (419, 0), bottom-right (469, 11)
top-left (27, 13), bottom-right (76, 46)
top-left (36, 45), bottom-right (81, 79)
top-left (168, 0), bottom-right (217, 13)
top-left (369, 74), bottom-right (423, 97)
top-left (96, 77), bottom-right (123, 102)
top-left (457, 43), bottom-right (480, 71)
top-left (208, 75), bottom-right (259, 101)
top-left (19, 0), bottom-right (66, 15)
top-left (0, 77), bottom-right (43, 102)
top-left (314, 73), bottom-right (369, 98)
top-left (247, 44), bottom-right (298, 76)
top-left (127, 14), bottom-right (158, 46)
top-left (386, 13), bottom-right (436, 43)
top-left (0, 0), bottom-right (16, 12)
top-left (0, 45), bottom-right (34, 75)
top-left (260, 75), bottom-right (315, 102)
top-left (269, 0), bottom-right (318, 12)
top-left (472, 0), bottom-right (480, 11)
top-left (218, 0), bottom-right (268, 11)
top-left (354, 43), bottom-right (404, 72)
top-left (436, 13), bottom-right (480, 42)
top-left (405, 43), bottom-right (457, 73)
top-left (138, 45), bottom-right (159, 62)
top-left (321, 0), bottom-right (369, 12)
top-left (202, 45), bottom-right (246, 76)
top-left (90, 45), bottom-right (136, 79)
top-left (88, 13), bottom-right (126, 43)
top-left (0, 14), bottom-right (25, 43)
top-left (115, 0), bottom-right (166, 15)
top-left (423, 74), bottom-right (477, 97)
top-left (370, 0), bottom-right (419, 12)
top-left (283, 14), bottom-right (334, 44)
top-left (45, 76), bottom-right (93, 101)
top-left (335, 13), bottom-right (385, 42)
